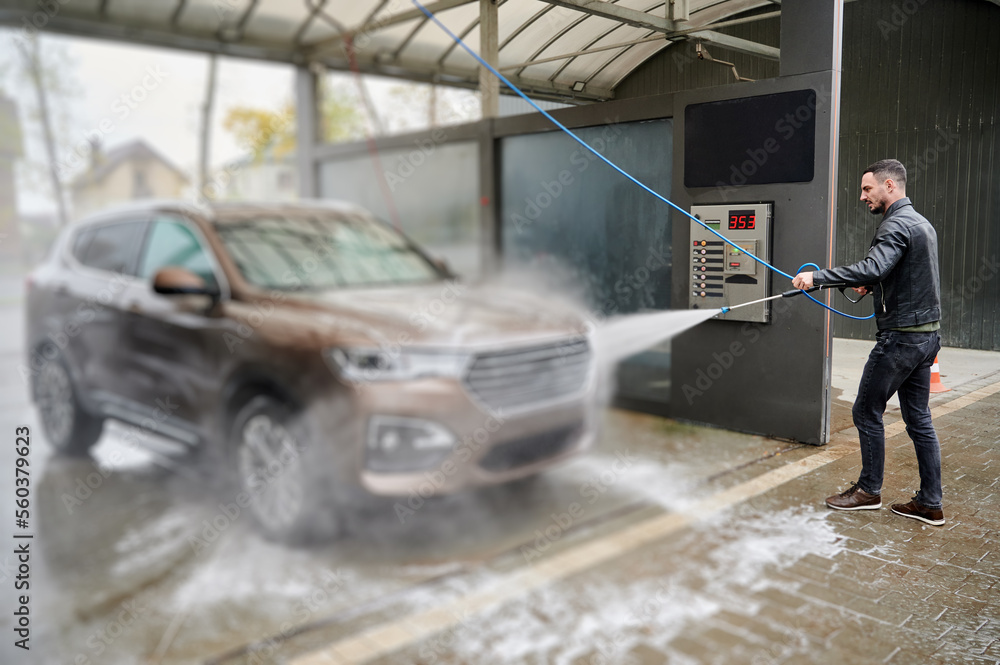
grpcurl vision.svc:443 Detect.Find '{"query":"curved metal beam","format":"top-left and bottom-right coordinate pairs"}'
top-left (584, 28), bottom-right (660, 85)
top-left (513, 6), bottom-right (591, 78)
top-left (305, 0), bottom-right (478, 58)
top-left (548, 17), bottom-right (636, 83)
top-left (436, 0), bottom-right (511, 68)
top-left (535, 0), bottom-right (779, 59)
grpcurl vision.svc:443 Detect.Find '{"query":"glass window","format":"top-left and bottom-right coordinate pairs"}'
top-left (139, 218), bottom-right (219, 288)
top-left (500, 118), bottom-right (674, 406)
top-left (77, 221), bottom-right (147, 276)
top-left (71, 227), bottom-right (95, 264)
top-left (318, 141), bottom-right (481, 279)
top-left (213, 213), bottom-right (442, 291)
top-left (500, 118), bottom-right (673, 316)
top-left (133, 170), bottom-right (151, 198)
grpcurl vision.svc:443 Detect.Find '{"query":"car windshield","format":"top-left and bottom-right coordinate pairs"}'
top-left (213, 213), bottom-right (442, 290)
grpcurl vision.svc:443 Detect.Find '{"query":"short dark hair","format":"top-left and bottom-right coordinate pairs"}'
top-left (864, 159), bottom-right (906, 188)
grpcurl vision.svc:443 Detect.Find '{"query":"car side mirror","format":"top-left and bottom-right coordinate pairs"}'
top-left (152, 267), bottom-right (221, 301)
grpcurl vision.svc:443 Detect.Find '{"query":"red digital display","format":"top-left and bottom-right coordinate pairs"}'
top-left (728, 210), bottom-right (756, 230)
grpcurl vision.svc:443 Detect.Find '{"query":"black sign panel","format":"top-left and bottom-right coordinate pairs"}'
top-left (684, 89), bottom-right (817, 188)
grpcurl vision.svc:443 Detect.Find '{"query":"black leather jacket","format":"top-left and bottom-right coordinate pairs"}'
top-left (812, 197), bottom-right (941, 330)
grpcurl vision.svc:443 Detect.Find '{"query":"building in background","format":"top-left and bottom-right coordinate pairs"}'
top-left (70, 139), bottom-right (188, 219)
top-left (218, 148), bottom-right (298, 203)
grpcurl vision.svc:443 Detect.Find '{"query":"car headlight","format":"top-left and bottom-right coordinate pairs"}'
top-left (325, 347), bottom-right (470, 382)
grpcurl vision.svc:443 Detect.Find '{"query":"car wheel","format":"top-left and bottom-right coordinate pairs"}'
top-left (229, 395), bottom-right (338, 544)
top-left (34, 350), bottom-right (104, 456)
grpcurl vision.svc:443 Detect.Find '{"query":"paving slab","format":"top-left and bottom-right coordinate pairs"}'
top-left (283, 370), bottom-right (1000, 665)
top-left (2, 275), bottom-right (998, 665)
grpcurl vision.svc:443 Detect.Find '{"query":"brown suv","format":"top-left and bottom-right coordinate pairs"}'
top-left (25, 201), bottom-right (596, 541)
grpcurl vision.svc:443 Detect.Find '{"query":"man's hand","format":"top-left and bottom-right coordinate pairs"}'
top-left (792, 272), bottom-right (814, 290)
top-left (852, 286), bottom-right (869, 295)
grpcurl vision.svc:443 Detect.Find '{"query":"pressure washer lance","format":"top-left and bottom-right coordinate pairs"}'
top-left (719, 284), bottom-right (850, 315)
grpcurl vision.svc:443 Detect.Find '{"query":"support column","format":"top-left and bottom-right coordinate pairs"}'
top-left (668, 0), bottom-right (844, 444)
top-left (478, 119), bottom-right (498, 275)
top-left (295, 64), bottom-right (322, 198)
top-left (479, 0), bottom-right (500, 274)
top-left (779, 0), bottom-right (843, 77)
top-left (779, 0), bottom-right (844, 443)
top-left (668, 0), bottom-right (689, 23)
top-left (479, 0), bottom-right (499, 119)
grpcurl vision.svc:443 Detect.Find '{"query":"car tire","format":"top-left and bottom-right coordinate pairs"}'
top-left (33, 349), bottom-right (104, 456)
top-left (228, 395), bottom-right (340, 544)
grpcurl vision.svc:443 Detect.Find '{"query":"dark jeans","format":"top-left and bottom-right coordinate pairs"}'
top-left (853, 330), bottom-right (943, 509)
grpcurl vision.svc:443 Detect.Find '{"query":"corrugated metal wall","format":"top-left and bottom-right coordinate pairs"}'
top-left (836, 0), bottom-right (1000, 349)
top-left (616, 0), bottom-right (1000, 350)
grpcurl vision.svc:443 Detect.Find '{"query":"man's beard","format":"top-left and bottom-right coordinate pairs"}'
top-left (868, 200), bottom-right (884, 215)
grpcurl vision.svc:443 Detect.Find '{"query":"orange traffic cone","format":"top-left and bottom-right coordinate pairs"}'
top-left (929, 355), bottom-right (950, 393)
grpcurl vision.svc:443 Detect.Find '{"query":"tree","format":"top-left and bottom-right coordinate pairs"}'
top-left (4, 36), bottom-right (80, 227)
top-left (222, 102), bottom-right (296, 162)
top-left (321, 84), bottom-right (366, 143)
top-left (16, 36), bottom-right (67, 227)
top-left (221, 83), bottom-right (364, 161)
top-left (0, 93), bottom-right (24, 255)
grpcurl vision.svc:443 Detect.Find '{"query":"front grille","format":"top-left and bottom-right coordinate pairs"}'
top-left (478, 424), bottom-right (582, 472)
top-left (463, 337), bottom-right (591, 413)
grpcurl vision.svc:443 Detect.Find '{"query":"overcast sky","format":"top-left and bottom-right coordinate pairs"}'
top-left (0, 28), bottom-right (455, 216)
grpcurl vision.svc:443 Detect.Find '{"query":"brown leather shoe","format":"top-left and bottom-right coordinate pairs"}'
top-left (825, 483), bottom-right (881, 511)
top-left (890, 499), bottom-right (945, 526)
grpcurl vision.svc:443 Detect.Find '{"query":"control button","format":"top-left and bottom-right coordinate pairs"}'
top-left (700, 258), bottom-right (706, 264)
top-left (729, 262), bottom-right (741, 267)
top-left (700, 282), bottom-right (706, 288)
top-left (700, 267), bottom-right (706, 271)
top-left (701, 241), bottom-right (707, 246)
top-left (700, 292), bottom-right (706, 297)
top-left (693, 241), bottom-right (700, 247)
top-left (700, 249), bottom-right (707, 255)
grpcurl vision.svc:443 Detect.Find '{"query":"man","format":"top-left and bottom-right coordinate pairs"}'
top-left (792, 159), bottom-right (945, 526)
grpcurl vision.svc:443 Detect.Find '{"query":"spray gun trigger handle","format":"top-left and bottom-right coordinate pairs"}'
top-left (837, 285), bottom-right (867, 304)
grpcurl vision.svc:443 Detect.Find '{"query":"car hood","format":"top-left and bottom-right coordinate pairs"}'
top-left (273, 281), bottom-right (591, 350)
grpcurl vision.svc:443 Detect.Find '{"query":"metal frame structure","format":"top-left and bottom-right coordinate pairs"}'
top-left (0, 0), bottom-right (868, 442)
top-left (0, 0), bottom-right (781, 103)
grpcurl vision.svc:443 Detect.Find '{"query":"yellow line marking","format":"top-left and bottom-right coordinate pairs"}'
top-left (291, 380), bottom-right (1000, 665)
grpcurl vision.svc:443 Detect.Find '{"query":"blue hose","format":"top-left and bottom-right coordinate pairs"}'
top-left (410, 0), bottom-right (874, 321)
top-left (793, 263), bottom-right (873, 320)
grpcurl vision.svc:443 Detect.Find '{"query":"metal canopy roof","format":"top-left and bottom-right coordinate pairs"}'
top-left (0, 0), bottom-right (783, 101)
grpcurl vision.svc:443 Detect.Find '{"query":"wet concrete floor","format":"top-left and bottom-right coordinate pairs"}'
top-left (0, 293), bottom-right (998, 665)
